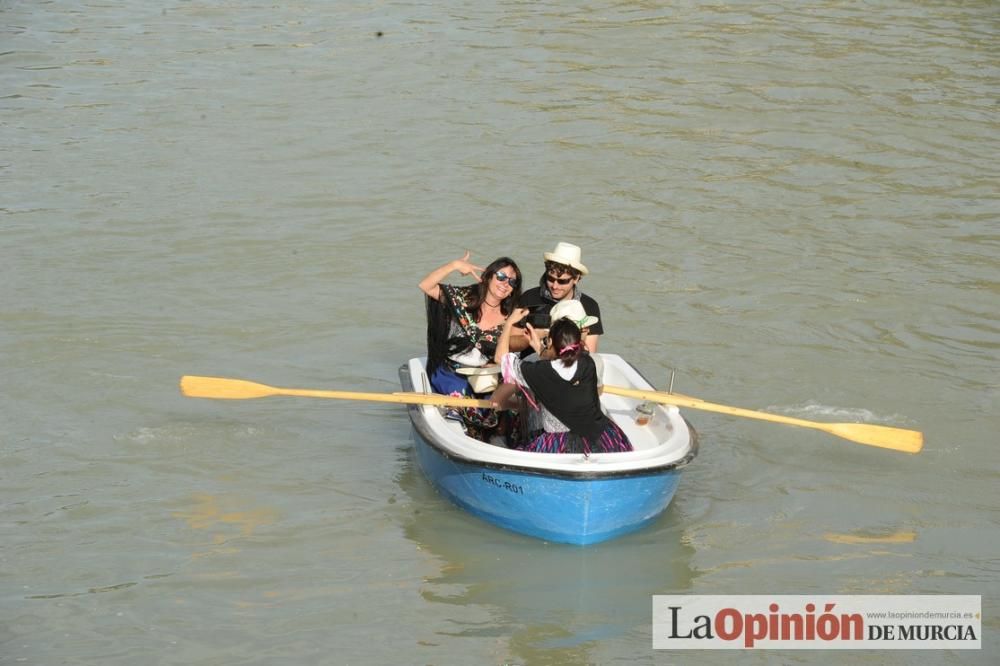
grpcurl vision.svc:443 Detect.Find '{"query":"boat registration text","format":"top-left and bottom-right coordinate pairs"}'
top-left (481, 472), bottom-right (524, 495)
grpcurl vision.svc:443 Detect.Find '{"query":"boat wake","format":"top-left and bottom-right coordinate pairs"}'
top-left (768, 401), bottom-right (904, 425)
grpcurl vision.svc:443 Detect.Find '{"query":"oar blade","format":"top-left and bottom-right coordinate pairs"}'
top-left (180, 375), bottom-right (278, 400)
top-left (827, 422), bottom-right (924, 454)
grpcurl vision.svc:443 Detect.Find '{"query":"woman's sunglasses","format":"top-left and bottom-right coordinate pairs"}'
top-left (546, 273), bottom-right (574, 286)
top-left (494, 271), bottom-right (519, 288)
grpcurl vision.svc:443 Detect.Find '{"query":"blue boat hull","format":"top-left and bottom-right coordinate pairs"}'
top-left (401, 356), bottom-right (696, 545)
top-left (412, 430), bottom-right (685, 545)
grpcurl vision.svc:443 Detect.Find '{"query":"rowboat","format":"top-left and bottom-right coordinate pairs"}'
top-left (398, 354), bottom-right (698, 545)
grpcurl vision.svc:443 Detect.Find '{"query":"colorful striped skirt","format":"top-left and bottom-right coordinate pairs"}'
top-left (517, 420), bottom-right (633, 454)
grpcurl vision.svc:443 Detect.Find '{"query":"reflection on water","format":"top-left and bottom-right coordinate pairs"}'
top-left (395, 448), bottom-right (697, 662)
top-left (173, 492), bottom-right (279, 559)
top-left (824, 530), bottom-right (917, 546)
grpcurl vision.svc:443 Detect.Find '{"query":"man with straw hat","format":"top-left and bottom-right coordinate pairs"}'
top-left (519, 242), bottom-right (604, 354)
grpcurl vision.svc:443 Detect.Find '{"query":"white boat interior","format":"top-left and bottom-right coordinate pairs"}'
top-left (403, 354), bottom-right (697, 475)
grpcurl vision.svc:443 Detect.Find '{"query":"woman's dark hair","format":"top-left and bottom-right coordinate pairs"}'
top-left (470, 256), bottom-right (522, 320)
top-left (549, 318), bottom-right (583, 367)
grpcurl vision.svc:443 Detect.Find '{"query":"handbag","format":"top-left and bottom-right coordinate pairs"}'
top-left (456, 365), bottom-right (501, 394)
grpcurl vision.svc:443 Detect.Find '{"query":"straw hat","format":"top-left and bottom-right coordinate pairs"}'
top-left (543, 242), bottom-right (588, 275)
top-left (549, 299), bottom-right (599, 329)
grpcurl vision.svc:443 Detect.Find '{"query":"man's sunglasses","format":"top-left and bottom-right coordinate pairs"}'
top-left (546, 273), bottom-right (574, 286)
top-left (494, 271), bottom-right (519, 288)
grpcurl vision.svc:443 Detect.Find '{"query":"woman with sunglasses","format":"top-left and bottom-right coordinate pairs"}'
top-left (491, 308), bottom-right (632, 454)
top-left (419, 251), bottom-right (523, 440)
top-left (519, 242), bottom-right (604, 355)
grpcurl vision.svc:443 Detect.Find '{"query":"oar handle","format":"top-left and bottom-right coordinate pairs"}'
top-left (604, 386), bottom-right (796, 420)
top-left (179, 375), bottom-right (493, 409)
top-left (271, 387), bottom-right (491, 408)
top-left (603, 385), bottom-right (923, 453)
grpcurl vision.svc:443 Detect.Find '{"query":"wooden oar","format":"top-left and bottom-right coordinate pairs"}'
top-left (603, 385), bottom-right (923, 454)
top-left (180, 375), bottom-right (492, 408)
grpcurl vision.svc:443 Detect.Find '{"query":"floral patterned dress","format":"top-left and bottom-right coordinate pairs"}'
top-left (439, 284), bottom-right (503, 367)
top-left (427, 284), bottom-right (507, 440)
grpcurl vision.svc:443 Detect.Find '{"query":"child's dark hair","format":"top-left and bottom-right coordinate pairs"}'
top-left (549, 318), bottom-right (583, 367)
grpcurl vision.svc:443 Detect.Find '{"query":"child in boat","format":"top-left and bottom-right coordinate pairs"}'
top-left (492, 308), bottom-right (633, 454)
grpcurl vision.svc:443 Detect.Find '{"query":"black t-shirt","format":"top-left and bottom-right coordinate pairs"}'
top-left (520, 354), bottom-right (610, 441)
top-left (519, 287), bottom-right (604, 336)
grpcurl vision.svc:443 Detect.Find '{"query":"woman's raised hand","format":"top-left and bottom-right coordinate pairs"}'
top-left (524, 322), bottom-right (544, 355)
top-left (496, 307), bottom-right (530, 363)
top-left (453, 251), bottom-right (485, 282)
top-left (505, 307), bottom-right (530, 328)
top-left (420, 251), bottom-right (487, 301)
